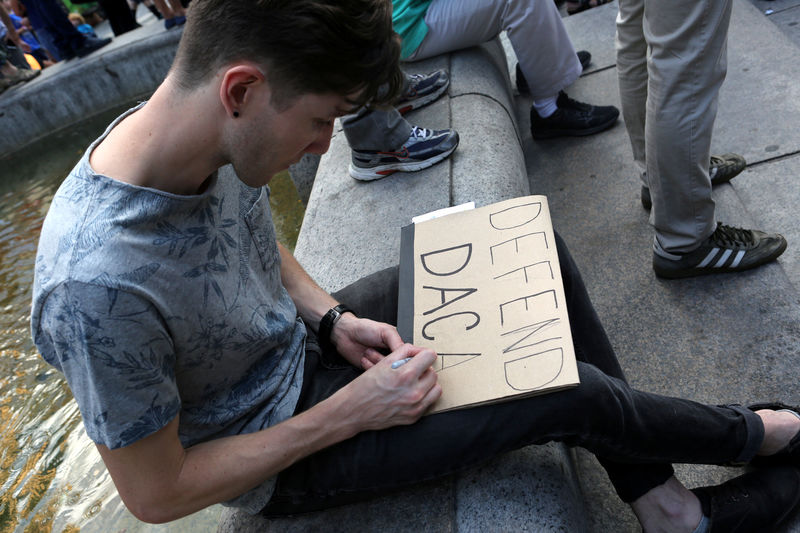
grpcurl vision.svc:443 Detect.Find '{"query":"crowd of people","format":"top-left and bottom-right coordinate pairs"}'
top-left (0, 0), bottom-right (191, 95)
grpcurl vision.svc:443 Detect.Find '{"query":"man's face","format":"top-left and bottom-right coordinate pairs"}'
top-left (230, 88), bottom-right (357, 189)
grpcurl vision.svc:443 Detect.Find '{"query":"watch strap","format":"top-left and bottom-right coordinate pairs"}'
top-left (318, 304), bottom-right (354, 351)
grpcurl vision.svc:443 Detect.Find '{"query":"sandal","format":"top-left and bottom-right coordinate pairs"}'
top-left (566, 0), bottom-right (612, 15)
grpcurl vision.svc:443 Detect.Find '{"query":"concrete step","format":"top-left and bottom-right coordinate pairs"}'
top-left (504, 1), bottom-right (800, 530)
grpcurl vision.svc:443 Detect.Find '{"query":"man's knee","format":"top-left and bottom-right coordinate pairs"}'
top-left (332, 266), bottom-right (399, 323)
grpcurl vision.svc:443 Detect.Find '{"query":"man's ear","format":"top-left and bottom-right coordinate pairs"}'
top-left (219, 65), bottom-right (266, 119)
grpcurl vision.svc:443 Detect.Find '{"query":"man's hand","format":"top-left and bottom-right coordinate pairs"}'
top-left (330, 313), bottom-right (404, 368)
top-left (335, 344), bottom-right (442, 430)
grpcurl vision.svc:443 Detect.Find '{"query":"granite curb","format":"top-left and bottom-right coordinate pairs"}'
top-left (0, 23), bottom-right (180, 158)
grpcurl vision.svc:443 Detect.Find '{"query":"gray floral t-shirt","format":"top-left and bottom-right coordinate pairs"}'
top-left (30, 105), bottom-right (306, 513)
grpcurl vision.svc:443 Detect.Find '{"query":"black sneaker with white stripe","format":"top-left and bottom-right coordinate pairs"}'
top-left (349, 126), bottom-right (459, 181)
top-left (653, 223), bottom-right (787, 279)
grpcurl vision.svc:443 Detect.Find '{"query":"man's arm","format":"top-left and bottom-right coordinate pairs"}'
top-left (9, 0), bottom-right (24, 16)
top-left (97, 343), bottom-right (441, 523)
top-left (277, 242), bottom-right (339, 331)
top-left (94, 245), bottom-right (439, 523)
top-left (0, 5), bottom-right (30, 52)
top-left (278, 242), bottom-right (403, 368)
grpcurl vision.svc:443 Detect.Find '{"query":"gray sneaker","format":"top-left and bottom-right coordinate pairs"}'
top-left (641, 153), bottom-right (747, 210)
top-left (653, 223), bottom-right (787, 279)
top-left (395, 70), bottom-right (449, 115)
top-left (349, 126), bottom-right (459, 181)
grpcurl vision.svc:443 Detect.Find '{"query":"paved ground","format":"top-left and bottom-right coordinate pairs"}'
top-left (746, 0), bottom-right (800, 47)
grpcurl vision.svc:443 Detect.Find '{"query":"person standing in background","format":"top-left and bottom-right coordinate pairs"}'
top-left (616, 0), bottom-right (787, 279)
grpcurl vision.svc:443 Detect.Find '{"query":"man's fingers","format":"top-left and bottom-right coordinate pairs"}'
top-left (404, 348), bottom-right (437, 372)
top-left (385, 345), bottom-right (437, 373)
top-left (362, 348), bottom-right (384, 367)
top-left (416, 366), bottom-right (439, 395)
top-left (381, 325), bottom-right (405, 352)
top-left (420, 382), bottom-right (442, 410)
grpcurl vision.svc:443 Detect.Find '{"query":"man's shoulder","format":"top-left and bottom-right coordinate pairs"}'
top-left (34, 167), bottom-right (257, 298)
top-left (34, 168), bottom-right (166, 296)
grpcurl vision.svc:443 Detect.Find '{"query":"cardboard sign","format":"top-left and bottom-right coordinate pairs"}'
top-left (398, 196), bottom-right (579, 413)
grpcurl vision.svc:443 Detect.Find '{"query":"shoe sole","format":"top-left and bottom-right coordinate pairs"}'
top-left (396, 82), bottom-right (449, 115)
top-left (653, 238), bottom-right (788, 279)
top-left (349, 141), bottom-right (459, 182)
top-left (531, 113), bottom-right (618, 139)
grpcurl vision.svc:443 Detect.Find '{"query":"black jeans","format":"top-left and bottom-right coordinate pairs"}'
top-left (261, 232), bottom-right (763, 516)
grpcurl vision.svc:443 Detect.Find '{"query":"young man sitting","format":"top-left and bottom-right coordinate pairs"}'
top-left (31, 2), bottom-right (800, 531)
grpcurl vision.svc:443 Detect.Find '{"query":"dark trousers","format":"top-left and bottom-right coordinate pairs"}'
top-left (24, 0), bottom-right (85, 57)
top-left (97, 0), bottom-right (139, 36)
top-left (261, 232), bottom-right (763, 516)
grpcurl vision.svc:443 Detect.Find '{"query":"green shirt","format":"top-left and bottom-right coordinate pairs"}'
top-left (392, 0), bottom-right (433, 59)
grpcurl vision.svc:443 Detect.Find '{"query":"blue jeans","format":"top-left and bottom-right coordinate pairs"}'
top-left (261, 232), bottom-right (763, 515)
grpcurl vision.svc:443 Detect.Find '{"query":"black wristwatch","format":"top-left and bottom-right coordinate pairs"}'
top-left (318, 304), bottom-right (355, 352)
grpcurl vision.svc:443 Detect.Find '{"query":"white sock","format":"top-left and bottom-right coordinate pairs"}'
top-left (533, 95), bottom-right (558, 118)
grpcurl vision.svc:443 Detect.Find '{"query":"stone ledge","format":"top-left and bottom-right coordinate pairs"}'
top-left (0, 24), bottom-right (181, 157)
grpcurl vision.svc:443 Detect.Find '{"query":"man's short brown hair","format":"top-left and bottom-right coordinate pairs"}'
top-left (172, 0), bottom-right (403, 109)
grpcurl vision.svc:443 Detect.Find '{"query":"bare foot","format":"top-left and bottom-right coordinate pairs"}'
top-left (757, 409), bottom-right (800, 456)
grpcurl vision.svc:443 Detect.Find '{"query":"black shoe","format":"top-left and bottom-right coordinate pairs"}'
top-left (75, 36), bottom-right (112, 58)
top-left (748, 403), bottom-right (800, 468)
top-left (692, 466), bottom-right (800, 532)
top-left (516, 51), bottom-right (591, 95)
top-left (530, 91), bottom-right (619, 139)
top-left (652, 223), bottom-right (787, 279)
top-left (641, 153), bottom-right (747, 210)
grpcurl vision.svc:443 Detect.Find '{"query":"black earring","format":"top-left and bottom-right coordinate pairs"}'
top-left (233, 111), bottom-right (240, 118)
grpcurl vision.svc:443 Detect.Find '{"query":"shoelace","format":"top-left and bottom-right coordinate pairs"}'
top-left (710, 155), bottom-right (725, 168)
top-left (709, 155), bottom-right (725, 179)
top-left (712, 223), bottom-right (755, 247)
top-left (409, 126), bottom-right (432, 139)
